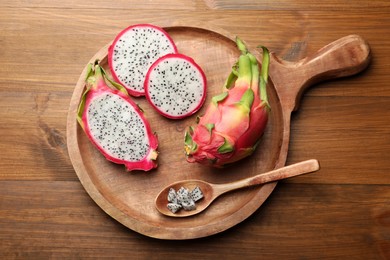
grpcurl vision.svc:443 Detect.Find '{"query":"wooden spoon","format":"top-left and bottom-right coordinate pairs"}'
top-left (155, 159), bottom-right (320, 217)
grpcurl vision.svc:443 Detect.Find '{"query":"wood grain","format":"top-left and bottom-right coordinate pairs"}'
top-left (1, 181), bottom-right (389, 258)
top-left (0, 0), bottom-right (389, 257)
top-left (204, 0), bottom-right (390, 10)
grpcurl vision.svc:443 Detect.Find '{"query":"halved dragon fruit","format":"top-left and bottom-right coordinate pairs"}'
top-left (108, 24), bottom-right (178, 97)
top-left (77, 60), bottom-right (158, 171)
top-left (144, 53), bottom-right (207, 119)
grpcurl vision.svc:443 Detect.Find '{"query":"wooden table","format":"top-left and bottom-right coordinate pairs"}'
top-left (1, 0), bottom-right (389, 258)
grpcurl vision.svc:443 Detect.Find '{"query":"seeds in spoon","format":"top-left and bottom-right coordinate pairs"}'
top-left (167, 186), bottom-right (204, 213)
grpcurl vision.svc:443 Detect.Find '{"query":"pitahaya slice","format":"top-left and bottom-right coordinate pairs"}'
top-left (167, 188), bottom-right (178, 203)
top-left (167, 203), bottom-right (182, 213)
top-left (77, 60), bottom-right (158, 171)
top-left (190, 186), bottom-right (204, 202)
top-left (108, 24), bottom-right (178, 97)
top-left (181, 199), bottom-right (196, 211)
top-left (144, 53), bottom-right (207, 119)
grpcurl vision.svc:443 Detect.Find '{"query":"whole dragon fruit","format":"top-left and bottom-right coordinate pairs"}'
top-left (108, 24), bottom-right (178, 97)
top-left (184, 38), bottom-right (270, 167)
top-left (77, 60), bottom-right (158, 171)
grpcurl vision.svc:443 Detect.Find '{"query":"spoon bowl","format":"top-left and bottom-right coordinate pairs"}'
top-left (155, 179), bottom-right (216, 217)
top-left (155, 159), bottom-right (320, 217)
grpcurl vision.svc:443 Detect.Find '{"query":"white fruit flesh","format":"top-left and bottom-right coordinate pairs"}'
top-left (110, 26), bottom-right (176, 95)
top-left (87, 93), bottom-right (150, 161)
top-left (146, 55), bottom-right (206, 118)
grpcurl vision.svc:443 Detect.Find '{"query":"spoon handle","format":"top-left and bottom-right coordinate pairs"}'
top-left (215, 159), bottom-right (320, 195)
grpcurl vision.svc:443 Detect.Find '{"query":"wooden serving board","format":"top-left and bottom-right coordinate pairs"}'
top-left (67, 25), bottom-right (370, 240)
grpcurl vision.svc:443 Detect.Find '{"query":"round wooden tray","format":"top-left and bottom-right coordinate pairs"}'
top-left (67, 25), bottom-right (370, 239)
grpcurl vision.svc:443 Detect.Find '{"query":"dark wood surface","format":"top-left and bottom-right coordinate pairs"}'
top-left (1, 0), bottom-right (389, 258)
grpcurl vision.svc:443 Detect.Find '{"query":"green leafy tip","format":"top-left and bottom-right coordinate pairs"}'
top-left (212, 91), bottom-right (228, 105)
top-left (184, 128), bottom-right (197, 154)
top-left (223, 70), bottom-right (238, 90)
top-left (237, 54), bottom-right (252, 83)
top-left (258, 46), bottom-right (271, 109)
top-left (184, 131), bottom-right (193, 147)
top-left (238, 88), bottom-right (255, 111)
top-left (84, 62), bottom-right (94, 81)
top-left (236, 37), bottom-right (248, 54)
top-left (217, 138), bottom-right (235, 154)
top-left (205, 123), bottom-right (215, 133)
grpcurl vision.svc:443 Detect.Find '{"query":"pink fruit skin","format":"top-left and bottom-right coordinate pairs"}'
top-left (188, 90), bottom-right (268, 166)
top-left (144, 53), bottom-right (207, 119)
top-left (78, 63), bottom-right (158, 171)
top-left (108, 24), bottom-right (178, 97)
top-left (184, 39), bottom-right (270, 167)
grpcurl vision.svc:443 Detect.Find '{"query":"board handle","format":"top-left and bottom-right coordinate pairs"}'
top-left (269, 35), bottom-right (371, 112)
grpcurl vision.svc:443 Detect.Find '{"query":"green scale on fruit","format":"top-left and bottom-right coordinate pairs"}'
top-left (184, 38), bottom-right (270, 167)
